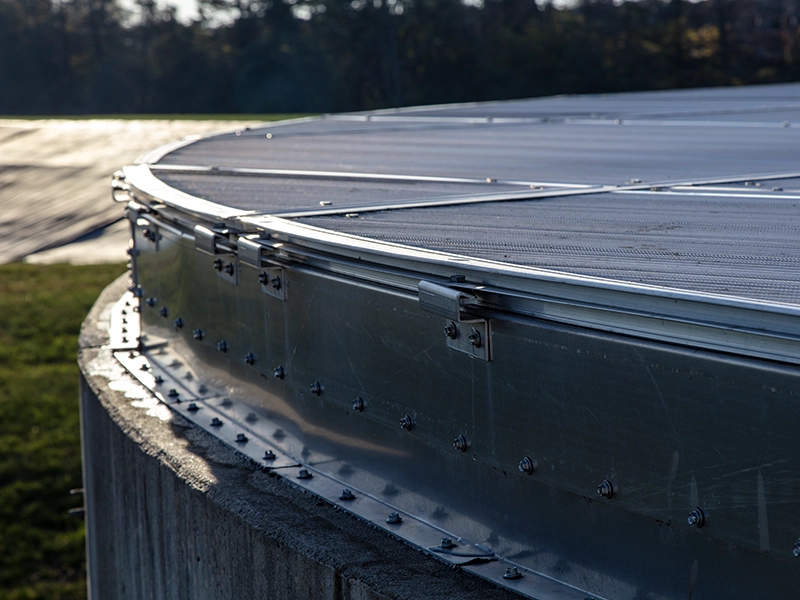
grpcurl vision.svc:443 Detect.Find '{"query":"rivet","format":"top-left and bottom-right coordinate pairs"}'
top-left (145, 297), bottom-right (157, 307)
top-left (297, 469), bottom-right (313, 480)
top-left (159, 306), bottom-right (169, 318)
top-left (154, 375), bottom-right (164, 385)
top-left (310, 381), bottom-right (322, 396)
top-left (386, 512), bottom-right (402, 524)
top-left (518, 456), bottom-right (537, 475)
top-left (503, 566), bottom-right (523, 580)
top-left (193, 329), bottom-right (204, 341)
top-left (352, 396), bottom-right (365, 412)
top-left (263, 450), bottom-right (276, 461)
top-left (168, 389), bottom-right (179, 397)
top-left (213, 258), bottom-right (224, 271)
top-left (339, 489), bottom-right (356, 501)
top-left (452, 434), bottom-right (470, 452)
top-left (210, 417), bottom-right (223, 427)
top-left (274, 366), bottom-right (285, 379)
top-left (468, 328), bottom-right (482, 348)
top-left (792, 539), bottom-right (800, 557)
top-left (597, 479), bottom-right (615, 499)
top-left (173, 317), bottom-right (184, 329)
top-left (444, 321), bottom-right (458, 339)
top-left (224, 262), bottom-right (235, 276)
top-left (687, 507), bottom-right (706, 528)
top-left (235, 433), bottom-right (248, 443)
top-left (440, 537), bottom-right (455, 549)
top-left (187, 403), bottom-right (199, 411)
top-left (400, 415), bottom-right (413, 431)
top-left (216, 340), bottom-right (228, 353)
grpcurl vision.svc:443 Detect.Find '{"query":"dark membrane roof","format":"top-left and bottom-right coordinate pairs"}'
top-left (152, 84), bottom-right (800, 304)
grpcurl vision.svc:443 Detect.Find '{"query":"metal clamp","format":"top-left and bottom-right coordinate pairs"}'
top-left (418, 281), bottom-right (491, 361)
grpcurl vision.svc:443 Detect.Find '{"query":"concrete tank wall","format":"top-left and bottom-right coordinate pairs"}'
top-left (78, 275), bottom-right (518, 600)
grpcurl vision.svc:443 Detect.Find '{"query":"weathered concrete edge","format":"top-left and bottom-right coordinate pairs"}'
top-left (78, 274), bottom-right (521, 600)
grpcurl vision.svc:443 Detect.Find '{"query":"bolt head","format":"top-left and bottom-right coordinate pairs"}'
top-left (386, 512), bottom-right (402, 524)
top-left (400, 415), bottom-right (413, 431)
top-left (216, 340), bottom-right (228, 353)
top-left (687, 508), bottom-right (706, 528)
top-left (224, 262), bottom-right (235, 275)
top-left (339, 489), bottom-right (356, 501)
top-left (210, 417), bottom-right (223, 427)
top-left (187, 403), bottom-right (199, 411)
top-left (271, 276), bottom-right (281, 290)
top-left (159, 306), bottom-right (169, 318)
top-left (193, 329), bottom-right (204, 341)
top-left (235, 433), bottom-right (248, 443)
top-left (453, 434), bottom-right (470, 452)
top-left (244, 352), bottom-right (255, 365)
top-left (274, 366), bottom-right (285, 379)
top-left (213, 259), bottom-right (223, 271)
top-left (145, 297), bottom-right (157, 307)
top-left (352, 396), bottom-right (365, 412)
top-left (310, 381), bottom-right (322, 395)
top-left (468, 328), bottom-right (482, 348)
top-left (793, 541), bottom-right (800, 557)
top-left (440, 537), bottom-right (455, 549)
top-left (518, 456), bottom-right (537, 475)
top-left (444, 321), bottom-right (458, 339)
top-left (263, 450), bottom-right (276, 460)
top-left (154, 375), bottom-right (163, 385)
top-left (597, 479), bottom-right (614, 499)
top-left (503, 566), bottom-right (523, 580)
top-left (297, 468), bottom-right (313, 480)
top-left (173, 317), bottom-right (184, 329)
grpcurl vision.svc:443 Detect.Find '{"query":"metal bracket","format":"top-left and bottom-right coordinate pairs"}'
top-left (259, 267), bottom-right (286, 300)
top-left (444, 320), bottom-right (491, 361)
top-left (214, 255), bottom-right (239, 285)
top-left (194, 224), bottom-right (220, 255)
top-left (418, 281), bottom-right (491, 361)
top-left (136, 217), bottom-right (160, 251)
top-left (238, 236), bottom-right (263, 269)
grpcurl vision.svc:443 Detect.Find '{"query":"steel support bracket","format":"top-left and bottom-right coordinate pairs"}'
top-left (258, 266), bottom-right (286, 300)
top-left (237, 236), bottom-right (264, 269)
top-left (194, 224), bottom-right (221, 255)
top-left (418, 281), bottom-right (491, 361)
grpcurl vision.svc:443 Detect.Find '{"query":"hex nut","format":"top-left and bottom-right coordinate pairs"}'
top-left (597, 479), bottom-right (615, 499)
top-left (687, 507), bottom-right (706, 528)
top-left (518, 456), bottom-right (537, 475)
top-left (453, 434), bottom-right (470, 452)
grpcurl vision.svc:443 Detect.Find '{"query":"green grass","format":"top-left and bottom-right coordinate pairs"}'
top-left (0, 262), bottom-right (126, 600)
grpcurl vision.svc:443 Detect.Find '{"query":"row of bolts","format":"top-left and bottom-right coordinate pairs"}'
top-left (144, 273), bottom-right (743, 549)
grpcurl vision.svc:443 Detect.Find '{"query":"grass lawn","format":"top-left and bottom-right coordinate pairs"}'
top-left (0, 262), bottom-right (126, 600)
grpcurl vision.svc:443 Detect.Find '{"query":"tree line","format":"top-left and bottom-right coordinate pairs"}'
top-left (1, 0), bottom-right (799, 115)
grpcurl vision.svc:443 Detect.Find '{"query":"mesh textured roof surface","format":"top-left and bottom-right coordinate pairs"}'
top-left (153, 83), bottom-right (800, 304)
